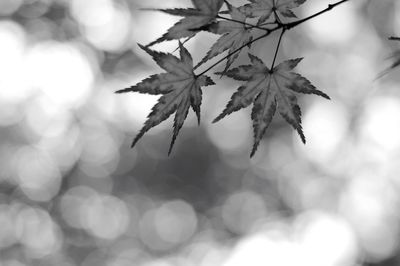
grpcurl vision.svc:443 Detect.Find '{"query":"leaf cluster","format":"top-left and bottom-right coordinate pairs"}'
top-left (117, 0), bottom-right (349, 157)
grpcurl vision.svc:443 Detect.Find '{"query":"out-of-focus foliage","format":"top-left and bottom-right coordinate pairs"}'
top-left (0, 0), bottom-right (400, 266)
top-left (383, 37), bottom-right (400, 75)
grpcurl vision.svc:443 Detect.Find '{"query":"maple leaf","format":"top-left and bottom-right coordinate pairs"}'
top-left (213, 53), bottom-right (329, 157)
top-left (239, 0), bottom-right (307, 24)
top-left (147, 0), bottom-right (224, 47)
top-left (116, 43), bottom-right (214, 154)
top-left (195, 3), bottom-right (254, 72)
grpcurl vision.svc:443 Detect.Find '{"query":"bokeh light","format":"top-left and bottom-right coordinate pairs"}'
top-left (0, 1), bottom-right (399, 266)
top-left (15, 145), bottom-right (62, 201)
top-left (15, 206), bottom-right (62, 258)
top-left (299, 101), bottom-right (349, 164)
top-left (306, 0), bottom-right (359, 44)
top-left (24, 41), bottom-right (94, 108)
top-left (81, 194), bottom-right (130, 240)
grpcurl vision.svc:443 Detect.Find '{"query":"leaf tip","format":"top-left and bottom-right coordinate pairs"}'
top-left (294, 57), bottom-right (304, 64)
top-left (138, 43), bottom-right (150, 52)
top-left (212, 116), bottom-right (221, 123)
top-left (316, 90), bottom-right (331, 100)
top-left (137, 43), bottom-right (145, 48)
top-left (145, 35), bottom-right (167, 48)
top-left (131, 139), bottom-right (138, 148)
top-left (298, 129), bottom-right (306, 144)
top-left (206, 76), bottom-right (216, 86)
top-left (250, 147), bottom-right (257, 158)
top-left (131, 130), bottom-right (145, 149)
top-left (168, 137), bottom-right (177, 156)
top-left (115, 89), bottom-right (126, 94)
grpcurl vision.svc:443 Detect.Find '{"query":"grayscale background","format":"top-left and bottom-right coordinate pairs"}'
top-left (0, 0), bottom-right (399, 265)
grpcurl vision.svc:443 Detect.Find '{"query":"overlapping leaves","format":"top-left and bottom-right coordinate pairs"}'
top-left (214, 54), bottom-right (329, 156)
top-left (195, 3), bottom-right (254, 72)
top-left (118, 0), bottom-right (345, 156)
top-left (239, 0), bottom-right (307, 24)
top-left (117, 43), bottom-right (214, 154)
top-left (147, 0), bottom-right (224, 47)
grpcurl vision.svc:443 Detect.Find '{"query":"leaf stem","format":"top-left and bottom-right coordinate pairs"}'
top-left (272, 0), bottom-right (283, 27)
top-left (274, 10), bottom-right (283, 26)
top-left (195, 29), bottom-right (274, 78)
top-left (271, 29), bottom-right (285, 70)
top-left (195, 0), bottom-right (350, 77)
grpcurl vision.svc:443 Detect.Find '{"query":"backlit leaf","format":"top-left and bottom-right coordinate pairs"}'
top-left (239, 0), bottom-right (307, 24)
top-left (147, 0), bottom-right (224, 47)
top-left (196, 3), bottom-right (254, 72)
top-left (117, 43), bottom-right (214, 154)
top-left (214, 53), bottom-right (329, 156)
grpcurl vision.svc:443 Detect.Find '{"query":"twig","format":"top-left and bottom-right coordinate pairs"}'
top-left (194, 0), bottom-right (351, 77)
top-left (195, 29), bottom-right (274, 78)
top-left (285, 0), bottom-right (350, 30)
top-left (172, 36), bottom-right (194, 53)
top-left (271, 29), bottom-right (285, 70)
top-left (217, 15), bottom-right (270, 31)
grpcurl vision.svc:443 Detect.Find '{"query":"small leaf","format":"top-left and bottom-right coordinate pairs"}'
top-left (147, 0), bottom-right (224, 47)
top-left (214, 53), bottom-right (329, 156)
top-left (239, 0), bottom-right (307, 24)
top-left (117, 43), bottom-right (214, 154)
top-left (196, 3), bottom-right (254, 72)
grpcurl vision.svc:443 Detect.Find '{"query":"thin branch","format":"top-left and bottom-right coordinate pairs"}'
top-left (195, 29), bottom-right (274, 78)
top-left (194, 0), bottom-right (351, 77)
top-left (389, 36), bottom-right (400, 41)
top-left (172, 36), bottom-right (194, 53)
top-left (271, 29), bottom-right (285, 70)
top-left (274, 10), bottom-right (283, 26)
top-left (285, 0), bottom-right (350, 30)
top-left (217, 15), bottom-right (270, 31)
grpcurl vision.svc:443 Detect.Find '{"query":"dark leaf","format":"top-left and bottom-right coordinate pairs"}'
top-left (239, 0), bottom-right (307, 24)
top-left (117, 43), bottom-right (214, 154)
top-left (147, 0), bottom-right (224, 47)
top-left (195, 3), bottom-right (254, 72)
top-left (214, 54), bottom-right (329, 156)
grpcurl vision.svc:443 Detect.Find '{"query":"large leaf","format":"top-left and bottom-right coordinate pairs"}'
top-left (239, 0), bottom-right (307, 24)
top-left (147, 0), bottom-right (224, 47)
top-left (214, 53), bottom-right (329, 156)
top-left (195, 3), bottom-right (253, 71)
top-left (117, 43), bottom-right (214, 154)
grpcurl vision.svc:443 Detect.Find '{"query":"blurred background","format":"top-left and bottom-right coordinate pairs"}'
top-left (0, 0), bottom-right (400, 265)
